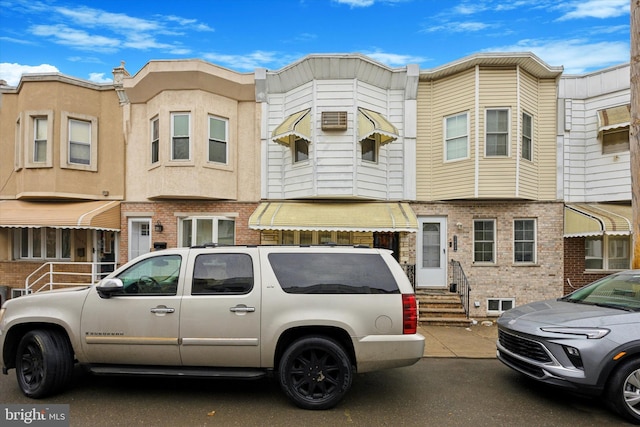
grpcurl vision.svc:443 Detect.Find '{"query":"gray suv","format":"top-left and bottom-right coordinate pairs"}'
top-left (0, 245), bottom-right (424, 410)
top-left (497, 270), bottom-right (640, 424)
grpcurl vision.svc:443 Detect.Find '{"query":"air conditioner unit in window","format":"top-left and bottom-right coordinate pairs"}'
top-left (321, 111), bottom-right (347, 130)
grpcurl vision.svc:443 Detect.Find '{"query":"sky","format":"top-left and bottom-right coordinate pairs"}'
top-left (0, 0), bottom-right (632, 87)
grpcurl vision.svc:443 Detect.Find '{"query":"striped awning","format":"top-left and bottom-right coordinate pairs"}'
top-left (564, 203), bottom-right (633, 237)
top-left (597, 104), bottom-right (630, 132)
top-left (272, 109), bottom-right (311, 146)
top-left (358, 108), bottom-right (398, 145)
top-left (249, 202), bottom-right (417, 232)
top-left (0, 200), bottom-right (121, 231)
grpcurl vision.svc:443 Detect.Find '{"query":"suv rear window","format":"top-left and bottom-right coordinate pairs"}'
top-left (268, 252), bottom-right (400, 294)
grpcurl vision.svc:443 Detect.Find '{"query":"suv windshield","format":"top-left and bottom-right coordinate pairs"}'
top-left (561, 272), bottom-right (640, 311)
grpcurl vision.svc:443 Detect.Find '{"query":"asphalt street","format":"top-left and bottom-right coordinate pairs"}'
top-left (0, 358), bottom-right (630, 426)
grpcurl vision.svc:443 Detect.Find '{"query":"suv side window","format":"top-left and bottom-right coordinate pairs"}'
top-left (115, 254), bottom-right (181, 295)
top-left (268, 252), bottom-right (400, 294)
top-left (192, 253), bottom-right (254, 295)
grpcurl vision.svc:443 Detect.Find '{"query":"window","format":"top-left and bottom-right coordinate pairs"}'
top-left (361, 137), bottom-right (377, 162)
top-left (114, 254), bottom-right (181, 295)
top-left (171, 113), bottom-right (190, 160)
top-left (269, 253), bottom-right (400, 294)
top-left (151, 117), bottom-right (159, 164)
top-left (293, 137), bottom-right (309, 163)
top-left (445, 112), bottom-right (468, 161)
top-left (474, 220), bottom-right (495, 263)
top-left (487, 298), bottom-right (514, 315)
top-left (586, 235), bottom-right (630, 270)
top-left (14, 228), bottom-right (71, 260)
top-left (208, 116), bottom-right (228, 164)
top-left (486, 109), bottom-right (509, 156)
top-left (192, 253), bottom-right (253, 295)
top-left (69, 119), bottom-right (91, 165)
top-left (61, 112), bottom-right (97, 170)
top-left (602, 128), bottom-right (629, 154)
top-left (514, 219), bottom-right (536, 263)
top-left (180, 217), bottom-right (235, 247)
top-left (34, 117), bottom-right (47, 163)
top-left (521, 112), bottom-right (532, 161)
top-left (278, 231), bottom-right (352, 245)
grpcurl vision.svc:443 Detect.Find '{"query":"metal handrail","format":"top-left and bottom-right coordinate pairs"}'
top-left (25, 262), bottom-right (117, 293)
top-left (449, 259), bottom-right (470, 318)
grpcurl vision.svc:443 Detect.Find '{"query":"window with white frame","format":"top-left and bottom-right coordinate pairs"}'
top-left (171, 113), bottom-right (190, 160)
top-left (521, 112), bottom-right (533, 161)
top-left (34, 117), bottom-right (48, 163)
top-left (69, 119), bottom-right (91, 165)
top-left (151, 117), bottom-right (159, 164)
top-left (208, 115), bottom-right (228, 164)
top-left (486, 109), bottom-right (509, 156)
top-left (13, 228), bottom-right (71, 260)
top-left (445, 112), bottom-right (468, 161)
top-left (361, 136), bottom-right (377, 162)
top-left (180, 217), bottom-right (235, 247)
top-left (60, 111), bottom-right (98, 171)
top-left (585, 235), bottom-right (630, 270)
top-left (474, 219), bottom-right (495, 263)
top-left (514, 219), bottom-right (536, 263)
top-left (293, 137), bottom-right (309, 163)
top-left (487, 298), bottom-right (514, 314)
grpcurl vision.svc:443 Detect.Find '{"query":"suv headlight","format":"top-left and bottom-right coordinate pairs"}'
top-left (540, 327), bottom-right (610, 339)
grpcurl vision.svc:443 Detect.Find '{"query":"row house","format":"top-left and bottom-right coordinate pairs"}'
top-left (0, 54), bottom-right (634, 317)
top-left (0, 74), bottom-right (124, 301)
top-left (559, 63), bottom-right (634, 292)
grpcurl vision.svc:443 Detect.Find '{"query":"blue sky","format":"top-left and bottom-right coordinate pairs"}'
top-left (0, 0), bottom-right (631, 87)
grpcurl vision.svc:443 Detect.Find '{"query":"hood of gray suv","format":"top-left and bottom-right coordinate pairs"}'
top-left (498, 298), bottom-right (636, 329)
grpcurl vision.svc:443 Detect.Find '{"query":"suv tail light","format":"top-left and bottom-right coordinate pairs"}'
top-left (402, 294), bottom-right (418, 334)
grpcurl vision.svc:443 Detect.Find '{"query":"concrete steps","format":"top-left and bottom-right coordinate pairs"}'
top-left (416, 290), bottom-right (471, 327)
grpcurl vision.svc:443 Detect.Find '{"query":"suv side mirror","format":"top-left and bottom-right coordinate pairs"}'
top-left (96, 278), bottom-right (124, 299)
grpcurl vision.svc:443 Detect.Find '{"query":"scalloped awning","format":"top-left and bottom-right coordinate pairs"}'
top-left (597, 104), bottom-right (630, 132)
top-left (0, 200), bottom-right (121, 231)
top-left (564, 203), bottom-right (632, 237)
top-left (272, 109), bottom-right (311, 146)
top-left (249, 201), bottom-right (417, 232)
top-left (358, 108), bottom-right (398, 145)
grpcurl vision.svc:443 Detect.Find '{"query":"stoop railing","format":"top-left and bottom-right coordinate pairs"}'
top-left (449, 259), bottom-right (470, 318)
top-left (25, 262), bottom-right (117, 294)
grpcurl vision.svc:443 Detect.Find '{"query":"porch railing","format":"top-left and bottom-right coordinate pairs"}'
top-left (402, 263), bottom-right (416, 289)
top-left (25, 262), bottom-right (117, 294)
top-left (449, 259), bottom-right (470, 318)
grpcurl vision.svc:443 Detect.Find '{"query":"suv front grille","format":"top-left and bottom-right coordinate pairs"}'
top-left (499, 329), bottom-right (552, 363)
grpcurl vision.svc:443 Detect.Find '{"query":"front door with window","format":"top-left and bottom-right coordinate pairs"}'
top-left (416, 217), bottom-right (447, 288)
top-left (129, 219), bottom-right (151, 261)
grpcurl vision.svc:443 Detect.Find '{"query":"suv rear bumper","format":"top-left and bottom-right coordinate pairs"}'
top-left (355, 333), bottom-right (425, 372)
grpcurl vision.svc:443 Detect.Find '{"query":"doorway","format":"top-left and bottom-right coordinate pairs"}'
top-left (416, 217), bottom-right (447, 288)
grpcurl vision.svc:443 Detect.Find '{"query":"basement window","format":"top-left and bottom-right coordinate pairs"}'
top-left (487, 298), bottom-right (514, 315)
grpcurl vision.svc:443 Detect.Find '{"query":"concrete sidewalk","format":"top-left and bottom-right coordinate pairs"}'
top-left (419, 321), bottom-right (498, 358)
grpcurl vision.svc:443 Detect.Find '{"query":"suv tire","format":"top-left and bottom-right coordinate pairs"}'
top-left (278, 336), bottom-right (353, 410)
top-left (606, 357), bottom-right (640, 424)
top-left (15, 329), bottom-right (74, 398)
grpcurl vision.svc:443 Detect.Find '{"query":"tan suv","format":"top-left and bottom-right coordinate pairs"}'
top-left (0, 245), bottom-right (424, 409)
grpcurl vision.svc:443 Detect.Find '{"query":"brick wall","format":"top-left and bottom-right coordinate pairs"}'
top-left (563, 236), bottom-right (610, 294)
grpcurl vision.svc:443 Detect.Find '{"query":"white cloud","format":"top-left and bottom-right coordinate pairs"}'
top-left (88, 72), bottom-right (112, 83)
top-left (364, 50), bottom-right (429, 67)
top-left (202, 50), bottom-right (290, 71)
top-left (558, 0), bottom-right (629, 20)
top-left (333, 0), bottom-right (375, 7)
top-left (31, 24), bottom-right (120, 53)
top-left (422, 21), bottom-right (493, 33)
top-left (486, 38), bottom-right (629, 73)
top-left (0, 63), bottom-right (60, 86)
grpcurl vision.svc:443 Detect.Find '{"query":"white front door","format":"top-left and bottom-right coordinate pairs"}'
top-left (416, 217), bottom-right (447, 288)
top-left (129, 218), bottom-right (151, 261)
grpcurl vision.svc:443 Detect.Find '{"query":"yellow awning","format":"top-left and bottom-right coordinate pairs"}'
top-left (597, 104), bottom-right (630, 132)
top-left (272, 109), bottom-right (311, 146)
top-left (358, 108), bottom-right (398, 145)
top-left (249, 202), bottom-right (417, 232)
top-left (0, 200), bottom-right (121, 231)
top-left (564, 203), bottom-right (633, 237)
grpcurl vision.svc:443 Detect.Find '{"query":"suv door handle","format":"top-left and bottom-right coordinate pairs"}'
top-left (150, 306), bottom-right (175, 314)
top-left (230, 305), bottom-right (255, 313)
